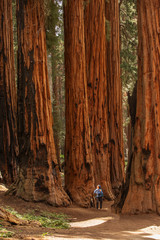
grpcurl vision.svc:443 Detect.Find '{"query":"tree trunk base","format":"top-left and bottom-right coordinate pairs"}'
top-left (66, 182), bottom-right (94, 208)
top-left (6, 178), bottom-right (71, 207)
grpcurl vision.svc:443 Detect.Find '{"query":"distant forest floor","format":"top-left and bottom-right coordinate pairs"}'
top-left (0, 184), bottom-right (160, 240)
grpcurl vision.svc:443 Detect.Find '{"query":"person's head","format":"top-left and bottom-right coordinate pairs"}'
top-left (97, 185), bottom-right (100, 189)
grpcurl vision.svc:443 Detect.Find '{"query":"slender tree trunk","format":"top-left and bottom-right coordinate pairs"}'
top-left (84, 0), bottom-right (114, 200)
top-left (0, 0), bottom-right (18, 184)
top-left (9, 0), bottom-right (70, 206)
top-left (106, 0), bottom-right (124, 195)
top-left (64, 0), bottom-right (94, 207)
top-left (120, 0), bottom-right (160, 214)
top-left (51, 53), bottom-right (61, 171)
top-left (127, 84), bottom-right (137, 166)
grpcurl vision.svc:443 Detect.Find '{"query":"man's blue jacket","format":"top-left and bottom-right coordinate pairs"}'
top-left (94, 188), bottom-right (103, 198)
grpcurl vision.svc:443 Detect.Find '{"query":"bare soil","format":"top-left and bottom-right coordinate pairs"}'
top-left (0, 184), bottom-right (160, 240)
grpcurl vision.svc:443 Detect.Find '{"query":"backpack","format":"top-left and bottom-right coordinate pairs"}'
top-left (98, 189), bottom-right (103, 197)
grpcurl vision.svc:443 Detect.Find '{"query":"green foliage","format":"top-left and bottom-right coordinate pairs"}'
top-left (63, 0), bottom-right (67, 7)
top-left (45, 0), bottom-right (60, 51)
top-left (5, 207), bottom-right (70, 229)
top-left (23, 211), bottom-right (69, 229)
top-left (83, 0), bottom-right (91, 9)
top-left (5, 206), bottom-right (23, 219)
top-left (42, 232), bottom-right (50, 237)
top-left (0, 226), bottom-right (14, 238)
top-left (120, 0), bottom-right (138, 94)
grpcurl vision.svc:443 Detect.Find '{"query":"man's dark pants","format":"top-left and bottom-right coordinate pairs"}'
top-left (96, 197), bottom-right (102, 209)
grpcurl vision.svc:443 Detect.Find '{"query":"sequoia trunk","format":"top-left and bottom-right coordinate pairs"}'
top-left (106, 0), bottom-right (124, 195)
top-left (12, 0), bottom-right (70, 206)
top-left (0, 0), bottom-right (18, 184)
top-left (64, 0), bottom-right (94, 207)
top-left (52, 55), bottom-right (61, 172)
top-left (121, 0), bottom-right (160, 214)
top-left (84, 0), bottom-right (114, 199)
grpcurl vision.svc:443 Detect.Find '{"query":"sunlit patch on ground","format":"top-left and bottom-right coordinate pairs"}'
top-left (145, 235), bottom-right (160, 239)
top-left (70, 216), bottom-right (114, 228)
top-left (141, 226), bottom-right (160, 239)
top-left (124, 225), bottom-right (160, 240)
top-left (0, 184), bottom-right (8, 192)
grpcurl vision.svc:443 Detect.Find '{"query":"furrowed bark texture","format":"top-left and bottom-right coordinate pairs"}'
top-left (64, 0), bottom-right (94, 207)
top-left (52, 56), bottom-right (61, 172)
top-left (84, 0), bottom-right (114, 200)
top-left (0, 0), bottom-right (18, 184)
top-left (122, 0), bottom-right (160, 214)
top-left (14, 0), bottom-right (70, 206)
top-left (106, 0), bottom-right (124, 195)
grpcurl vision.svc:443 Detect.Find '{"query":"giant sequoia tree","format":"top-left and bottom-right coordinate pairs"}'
top-left (0, 0), bottom-right (18, 184)
top-left (64, 0), bottom-right (94, 207)
top-left (106, 0), bottom-right (124, 194)
top-left (84, 0), bottom-right (114, 200)
top-left (120, 0), bottom-right (160, 214)
top-left (10, 0), bottom-right (70, 206)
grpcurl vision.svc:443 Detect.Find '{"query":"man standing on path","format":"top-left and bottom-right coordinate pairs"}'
top-left (94, 185), bottom-right (103, 209)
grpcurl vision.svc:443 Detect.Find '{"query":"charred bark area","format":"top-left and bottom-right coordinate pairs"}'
top-left (64, 0), bottom-right (94, 207)
top-left (0, 0), bottom-right (18, 185)
top-left (84, 0), bottom-right (114, 200)
top-left (10, 0), bottom-right (70, 206)
top-left (106, 0), bottom-right (124, 195)
top-left (127, 83), bottom-right (137, 169)
top-left (128, 82), bottom-right (137, 128)
top-left (117, 0), bottom-right (160, 215)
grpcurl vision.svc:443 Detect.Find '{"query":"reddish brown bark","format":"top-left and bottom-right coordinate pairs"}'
top-left (106, 0), bottom-right (124, 194)
top-left (84, 0), bottom-right (114, 200)
top-left (52, 57), bottom-right (61, 171)
top-left (64, 0), bottom-right (94, 207)
top-left (0, 0), bottom-right (18, 184)
top-left (10, 0), bottom-right (70, 206)
top-left (121, 0), bottom-right (160, 214)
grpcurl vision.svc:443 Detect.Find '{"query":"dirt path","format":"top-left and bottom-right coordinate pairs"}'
top-left (0, 185), bottom-right (160, 240)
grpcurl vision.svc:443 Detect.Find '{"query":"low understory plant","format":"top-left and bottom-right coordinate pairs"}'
top-left (5, 207), bottom-right (70, 229)
top-left (0, 225), bottom-right (15, 238)
top-left (23, 211), bottom-right (70, 229)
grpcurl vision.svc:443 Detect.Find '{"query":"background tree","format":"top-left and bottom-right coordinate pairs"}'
top-left (0, 0), bottom-right (18, 184)
top-left (9, 0), bottom-right (70, 206)
top-left (84, 0), bottom-right (114, 200)
top-left (64, 0), bottom-right (94, 207)
top-left (106, 0), bottom-right (125, 195)
top-left (45, 0), bottom-right (65, 171)
top-left (119, 0), bottom-right (160, 214)
top-left (120, 0), bottom-right (138, 167)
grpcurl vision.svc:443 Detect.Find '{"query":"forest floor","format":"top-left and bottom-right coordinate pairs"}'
top-left (0, 184), bottom-right (160, 240)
